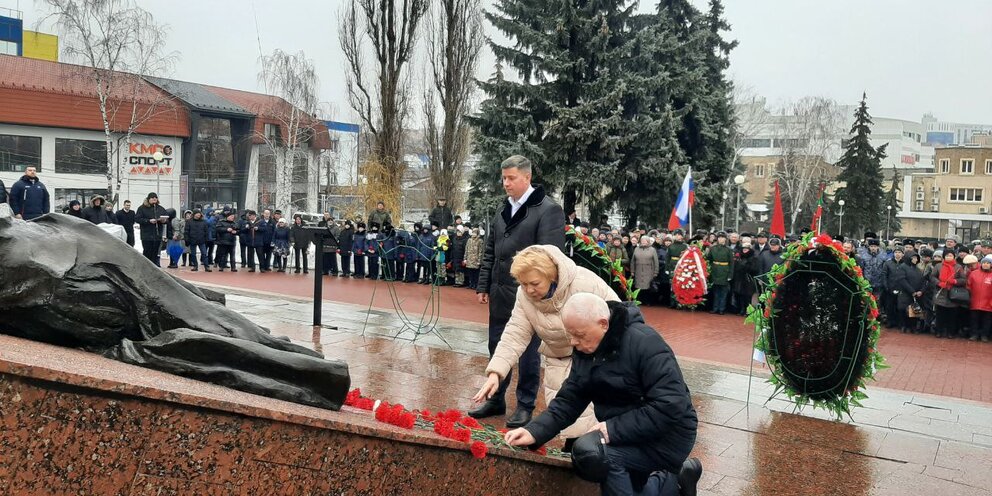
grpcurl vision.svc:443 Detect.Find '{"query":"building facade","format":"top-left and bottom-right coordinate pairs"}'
top-left (898, 145), bottom-right (992, 241)
top-left (922, 113), bottom-right (992, 147)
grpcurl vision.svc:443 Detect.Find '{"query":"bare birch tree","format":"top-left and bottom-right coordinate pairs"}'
top-left (771, 96), bottom-right (845, 231)
top-left (257, 49), bottom-right (321, 214)
top-left (40, 0), bottom-right (177, 205)
top-left (423, 0), bottom-right (484, 213)
top-left (339, 0), bottom-right (429, 214)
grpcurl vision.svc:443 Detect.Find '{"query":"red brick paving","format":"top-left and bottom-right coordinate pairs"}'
top-left (176, 267), bottom-right (992, 404)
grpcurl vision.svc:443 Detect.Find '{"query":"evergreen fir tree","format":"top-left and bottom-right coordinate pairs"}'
top-left (834, 94), bottom-right (887, 238)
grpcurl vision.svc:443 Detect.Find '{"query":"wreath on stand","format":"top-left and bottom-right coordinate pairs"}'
top-left (745, 233), bottom-right (887, 419)
top-left (565, 226), bottom-right (637, 301)
top-left (672, 245), bottom-right (708, 308)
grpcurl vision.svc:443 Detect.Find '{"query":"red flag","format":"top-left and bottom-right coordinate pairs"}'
top-left (667, 208), bottom-right (681, 231)
top-left (770, 181), bottom-right (786, 238)
top-left (810, 183), bottom-right (826, 233)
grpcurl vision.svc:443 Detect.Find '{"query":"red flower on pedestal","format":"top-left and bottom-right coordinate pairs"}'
top-left (460, 416), bottom-right (482, 430)
top-left (533, 445), bottom-right (547, 456)
top-left (434, 419), bottom-right (454, 438)
top-left (440, 409), bottom-right (464, 423)
top-left (345, 388), bottom-right (361, 406)
top-left (470, 441), bottom-right (488, 459)
top-left (453, 428), bottom-right (472, 443)
top-left (815, 234), bottom-right (833, 246)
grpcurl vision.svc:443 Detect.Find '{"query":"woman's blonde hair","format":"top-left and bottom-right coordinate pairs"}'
top-left (510, 247), bottom-right (559, 283)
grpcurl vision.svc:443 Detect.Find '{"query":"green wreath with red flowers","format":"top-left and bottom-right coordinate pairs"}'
top-left (565, 225), bottom-right (638, 301)
top-left (745, 232), bottom-right (887, 419)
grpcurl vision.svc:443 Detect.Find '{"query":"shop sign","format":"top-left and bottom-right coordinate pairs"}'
top-left (128, 143), bottom-right (176, 175)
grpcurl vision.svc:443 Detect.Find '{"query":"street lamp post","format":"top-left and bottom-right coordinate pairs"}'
top-left (152, 151), bottom-right (165, 200)
top-left (838, 200), bottom-right (846, 237)
top-left (886, 205), bottom-right (892, 240)
top-left (721, 192), bottom-right (729, 230)
top-left (734, 174), bottom-right (745, 231)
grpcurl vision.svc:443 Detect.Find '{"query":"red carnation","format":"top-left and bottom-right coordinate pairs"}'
top-left (397, 412), bottom-right (416, 429)
top-left (869, 307), bottom-right (879, 319)
top-left (354, 398), bottom-right (375, 410)
top-left (419, 409), bottom-right (434, 420)
top-left (497, 428), bottom-right (509, 434)
top-left (434, 419), bottom-right (454, 437)
top-left (815, 234), bottom-right (833, 246)
top-left (453, 428), bottom-right (472, 443)
top-left (344, 388), bottom-right (361, 406)
top-left (461, 416), bottom-right (482, 430)
top-left (440, 409), bottom-right (464, 423)
top-left (375, 402), bottom-right (393, 422)
top-left (533, 445), bottom-right (547, 456)
top-left (470, 441), bottom-right (488, 459)
top-left (763, 306), bottom-right (771, 318)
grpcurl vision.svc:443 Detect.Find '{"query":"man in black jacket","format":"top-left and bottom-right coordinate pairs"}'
top-left (134, 192), bottom-right (168, 266)
top-left (116, 200), bottom-right (137, 247)
top-left (214, 210), bottom-right (239, 271)
top-left (470, 155), bottom-right (566, 427)
top-left (505, 293), bottom-right (701, 496)
top-left (184, 209), bottom-right (211, 272)
top-left (0, 178), bottom-right (7, 205)
top-left (428, 198), bottom-right (453, 229)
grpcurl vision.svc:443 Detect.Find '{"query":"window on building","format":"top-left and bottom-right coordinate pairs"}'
top-left (753, 164), bottom-right (765, 178)
top-left (0, 134), bottom-right (42, 172)
top-left (772, 138), bottom-right (808, 148)
top-left (195, 118), bottom-right (235, 181)
top-left (0, 40), bottom-right (17, 56)
top-left (329, 138), bottom-right (340, 153)
top-left (290, 192), bottom-right (307, 210)
top-left (949, 187), bottom-right (984, 203)
top-left (264, 123), bottom-right (282, 145)
top-left (55, 138), bottom-right (108, 174)
top-left (986, 159), bottom-right (992, 175)
top-left (939, 159), bottom-right (950, 174)
top-left (292, 154), bottom-right (308, 183)
top-left (915, 200), bottom-right (923, 210)
top-left (961, 159), bottom-right (975, 174)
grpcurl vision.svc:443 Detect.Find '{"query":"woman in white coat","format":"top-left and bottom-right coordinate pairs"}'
top-left (472, 244), bottom-right (621, 439)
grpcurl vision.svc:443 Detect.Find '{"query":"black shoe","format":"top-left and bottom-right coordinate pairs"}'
top-left (231, 269), bottom-right (238, 273)
top-left (218, 268), bottom-right (225, 272)
top-left (678, 457), bottom-right (702, 496)
top-left (191, 267), bottom-right (198, 272)
top-left (248, 269), bottom-right (256, 273)
top-left (303, 269), bottom-right (309, 274)
top-left (467, 400), bottom-right (506, 420)
top-left (204, 267), bottom-right (212, 272)
top-left (295, 268), bottom-right (301, 274)
top-left (505, 407), bottom-right (533, 428)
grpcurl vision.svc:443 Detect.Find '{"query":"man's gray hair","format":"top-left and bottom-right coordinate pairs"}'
top-left (562, 292), bottom-right (610, 324)
top-left (501, 155), bottom-right (532, 174)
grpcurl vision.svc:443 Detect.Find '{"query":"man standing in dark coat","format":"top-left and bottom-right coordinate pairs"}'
top-left (0, 177), bottom-right (8, 205)
top-left (9, 166), bottom-right (50, 220)
top-left (505, 294), bottom-right (701, 496)
top-left (134, 192), bottom-right (168, 266)
top-left (428, 197), bottom-right (454, 229)
top-left (470, 155), bottom-right (565, 428)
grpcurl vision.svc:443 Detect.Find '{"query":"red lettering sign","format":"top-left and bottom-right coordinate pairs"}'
top-left (901, 155), bottom-right (916, 165)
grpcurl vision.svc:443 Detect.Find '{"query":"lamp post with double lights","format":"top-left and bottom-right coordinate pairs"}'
top-left (838, 199), bottom-right (846, 237)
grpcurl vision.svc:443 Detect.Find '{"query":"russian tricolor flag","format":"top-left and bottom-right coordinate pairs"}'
top-left (667, 167), bottom-right (695, 231)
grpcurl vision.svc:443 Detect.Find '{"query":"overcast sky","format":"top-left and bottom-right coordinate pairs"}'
top-left (16, 0), bottom-right (992, 125)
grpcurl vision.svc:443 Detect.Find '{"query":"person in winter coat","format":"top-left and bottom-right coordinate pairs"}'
top-left (171, 210), bottom-right (190, 267)
top-left (205, 208), bottom-right (218, 265)
top-left (416, 224), bottom-right (436, 284)
top-left (379, 223), bottom-right (397, 280)
top-left (272, 218), bottom-right (291, 272)
top-left (368, 201), bottom-right (393, 228)
top-left (966, 255), bottom-right (992, 342)
top-left (706, 232), bottom-right (736, 315)
top-left (352, 222), bottom-right (367, 278)
top-left (8, 167), bottom-right (50, 220)
top-left (240, 210), bottom-right (265, 272)
top-left (664, 230), bottom-right (688, 308)
top-left (183, 209), bottom-right (211, 271)
top-left (81, 195), bottom-right (113, 224)
top-left (732, 242), bottom-right (760, 316)
top-left (759, 237), bottom-right (785, 275)
top-left (450, 226), bottom-right (468, 287)
top-left (257, 209), bottom-right (276, 271)
top-left (930, 250), bottom-right (967, 338)
top-left (882, 248), bottom-right (906, 327)
top-left (396, 225), bottom-right (416, 282)
top-left (0, 178), bottom-right (6, 205)
top-left (504, 294), bottom-right (700, 496)
top-left (472, 155), bottom-right (566, 428)
top-left (214, 210), bottom-right (239, 271)
top-left (338, 221), bottom-right (355, 277)
top-left (317, 213), bottom-right (340, 276)
top-left (115, 200), bottom-right (137, 247)
top-left (606, 237), bottom-right (630, 271)
top-left (289, 214), bottom-right (312, 274)
top-left (896, 253), bottom-right (925, 333)
top-left (164, 209), bottom-right (182, 268)
top-left (630, 236), bottom-right (659, 302)
top-left (472, 245), bottom-right (621, 439)
top-left (464, 227), bottom-right (485, 290)
top-left (134, 192), bottom-right (168, 266)
top-left (365, 223), bottom-right (383, 280)
top-left (66, 200), bottom-right (83, 218)
top-left (857, 239), bottom-right (887, 299)
top-left (428, 198), bottom-right (453, 230)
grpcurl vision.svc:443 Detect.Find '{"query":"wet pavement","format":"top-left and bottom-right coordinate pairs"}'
top-left (177, 267), bottom-right (992, 404)
top-left (207, 285), bottom-right (992, 496)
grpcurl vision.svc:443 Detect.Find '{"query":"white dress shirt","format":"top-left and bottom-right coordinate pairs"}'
top-left (508, 185), bottom-right (536, 218)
